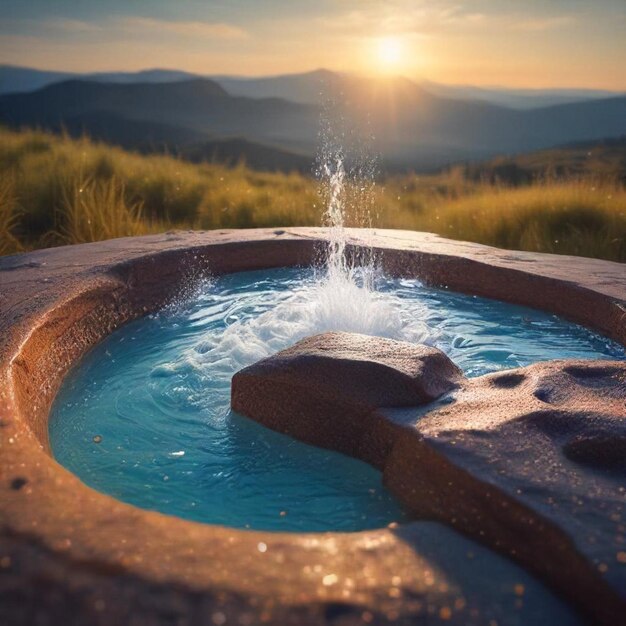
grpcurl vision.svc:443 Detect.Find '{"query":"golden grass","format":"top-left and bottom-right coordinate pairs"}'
top-left (1, 126), bottom-right (624, 261)
top-left (0, 175), bottom-right (24, 256)
top-left (396, 181), bottom-right (626, 261)
top-left (59, 176), bottom-right (162, 244)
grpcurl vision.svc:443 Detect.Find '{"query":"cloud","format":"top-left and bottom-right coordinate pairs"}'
top-left (44, 19), bottom-right (103, 33)
top-left (118, 17), bottom-right (248, 40)
top-left (18, 15), bottom-right (249, 41)
top-left (511, 16), bottom-right (576, 32)
top-left (315, 1), bottom-right (579, 38)
top-left (317, 3), bottom-right (465, 37)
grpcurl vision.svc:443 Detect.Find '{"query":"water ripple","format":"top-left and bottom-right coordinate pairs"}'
top-left (49, 267), bottom-right (625, 531)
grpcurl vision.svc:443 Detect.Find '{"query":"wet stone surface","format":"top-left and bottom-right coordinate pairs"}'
top-left (231, 332), bottom-right (464, 466)
top-left (234, 331), bottom-right (626, 624)
top-left (2, 229), bottom-right (626, 625)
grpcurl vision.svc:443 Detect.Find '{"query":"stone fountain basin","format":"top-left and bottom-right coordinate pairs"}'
top-left (1, 227), bottom-right (625, 625)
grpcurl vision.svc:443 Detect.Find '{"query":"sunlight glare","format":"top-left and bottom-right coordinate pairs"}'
top-left (376, 37), bottom-right (403, 70)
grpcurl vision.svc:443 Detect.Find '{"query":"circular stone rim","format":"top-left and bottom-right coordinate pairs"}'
top-left (1, 227), bottom-right (625, 621)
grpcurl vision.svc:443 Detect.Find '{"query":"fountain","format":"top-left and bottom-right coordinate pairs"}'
top-left (2, 112), bottom-right (626, 625)
top-left (47, 124), bottom-right (624, 538)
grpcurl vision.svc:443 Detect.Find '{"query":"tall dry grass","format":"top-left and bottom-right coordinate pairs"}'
top-left (59, 176), bottom-right (159, 244)
top-left (0, 127), bottom-right (624, 261)
top-left (393, 180), bottom-right (626, 261)
top-left (0, 176), bottom-right (23, 256)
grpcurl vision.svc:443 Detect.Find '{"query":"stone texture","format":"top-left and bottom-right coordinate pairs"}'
top-left (384, 360), bottom-right (626, 625)
top-left (1, 228), bottom-right (625, 625)
top-left (0, 521), bottom-right (582, 626)
top-left (231, 332), bottom-right (463, 465)
top-left (232, 330), bottom-right (626, 624)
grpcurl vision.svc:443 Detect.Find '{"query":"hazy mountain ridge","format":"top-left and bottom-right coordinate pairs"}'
top-left (0, 65), bottom-right (200, 94)
top-left (2, 64), bottom-right (623, 108)
top-left (217, 70), bottom-right (625, 110)
top-left (0, 77), bottom-right (317, 148)
top-left (418, 80), bottom-right (622, 110)
top-left (1, 70), bottom-right (625, 171)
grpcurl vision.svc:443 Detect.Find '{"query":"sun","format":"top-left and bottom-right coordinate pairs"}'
top-left (376, 37), bottom-right (403, 70)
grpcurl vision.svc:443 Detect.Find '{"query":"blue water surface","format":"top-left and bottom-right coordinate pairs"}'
top-left (49, 267), bottom-right (625, 531)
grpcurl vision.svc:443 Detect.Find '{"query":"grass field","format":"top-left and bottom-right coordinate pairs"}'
top-left (1, 127), bottom-right (624, 261)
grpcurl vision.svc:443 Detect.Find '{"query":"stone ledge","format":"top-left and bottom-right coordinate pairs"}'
top-left (232, 332), bottom-right (626, 624)
top-left (1, 228), bottom-right (625, 625)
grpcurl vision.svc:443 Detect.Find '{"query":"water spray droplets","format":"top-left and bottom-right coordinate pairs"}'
top-left (175, 102), bottom-right (430, 380)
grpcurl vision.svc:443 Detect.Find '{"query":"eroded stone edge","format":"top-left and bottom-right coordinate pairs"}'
top-left (1, 229), bottom-right (625, 624)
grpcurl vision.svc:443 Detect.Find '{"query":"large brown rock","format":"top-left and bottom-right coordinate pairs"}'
top-left (232, 332), bottom-right (626, 625)
top-left (385, 359), bottom-right (626, 626)
top-left (231, 332), bottom-right (464, 466)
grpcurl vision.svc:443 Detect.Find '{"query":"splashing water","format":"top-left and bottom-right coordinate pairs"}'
top-left (320, 139), bottom-right (347, 275)
top-left (49, 266), bottom-right (625, 532)
top-left (48, 98), bottom-right (625, 537)
top-left (189, 268), bottom-right (431, 377)
top-left (186, 105), bottom-right (422, 374)
top-left (313, 122), bottom-right (414, 338)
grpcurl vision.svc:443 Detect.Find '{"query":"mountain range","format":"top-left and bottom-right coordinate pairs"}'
top-left (2, 65), bottom-right (620, 109)
top-left (1, 65), bottom-right (625, 173)
top-left (0, 65), bottom-right (198, 95)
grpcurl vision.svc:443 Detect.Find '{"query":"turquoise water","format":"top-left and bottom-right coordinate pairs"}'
top-left (49, 267), bottom-right (625, 532)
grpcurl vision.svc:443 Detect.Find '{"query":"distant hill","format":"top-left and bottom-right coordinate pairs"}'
top-left (23, 109), bottom-right (312, 174)
top-left (4, 77), bottom-right (316, 139)
top-left (3, 64), bottom-right (623, 109)
top-left (214, 69), bottom-right (345, 105)
top-left (186, 73), bottom-right (626, 165)
top-left (0, 82), bottom-right (314, 173)
top-left (51, 111), bottom-right (206, 150)
top-left (1, 74), bottom-right (626, 172)
top-left (456, 136), bottom-right (626, 184)
top-left (0, 65), bottom-right (76, 94)
top-left (0, 65), bottom-right (200, 94)
top-left (309, 75), bottom-right (626, 168)
top-left (418, 81), bottom-right (622, 110)
top-left (215, 70), bottom-right (624, 110)
top-left (85, 68), bottom-right (199, 84)
top-left (62, 111), bottom-right (312, 171)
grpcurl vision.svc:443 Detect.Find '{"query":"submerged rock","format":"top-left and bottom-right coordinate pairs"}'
top-left (232, 333), bottom-right (626, 625)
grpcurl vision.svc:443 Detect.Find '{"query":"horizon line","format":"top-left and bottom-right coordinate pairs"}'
top-left (2, 63), bottom-right (624, 93)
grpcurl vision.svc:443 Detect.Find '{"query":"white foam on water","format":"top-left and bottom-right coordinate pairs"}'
top-left (183, 270), bottom-right (432, 378)
top-left (168, 105), bottom-right (434, 380)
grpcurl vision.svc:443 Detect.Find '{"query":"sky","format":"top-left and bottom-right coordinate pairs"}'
top-left (1, 0), bottom-right (625, 89)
